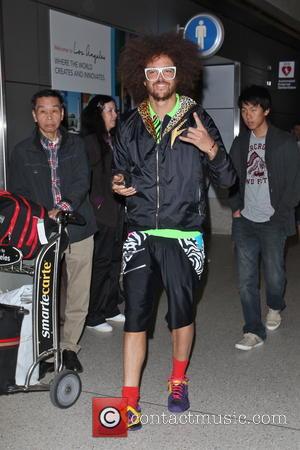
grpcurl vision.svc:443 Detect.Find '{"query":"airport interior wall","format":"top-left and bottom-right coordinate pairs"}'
top-left (1, 0), bottom-right (299, 234)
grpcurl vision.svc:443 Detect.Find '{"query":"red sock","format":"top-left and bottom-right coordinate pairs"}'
top-left (122, 386), bottom-right (140, 409)
top-left (171, 358), bottom-right (189, 380)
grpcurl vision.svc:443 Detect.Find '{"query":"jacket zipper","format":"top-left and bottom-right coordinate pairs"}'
top-left (156, 143), bottom-right (160, 228)
top-left (154, 106), bottom-right (200, 228)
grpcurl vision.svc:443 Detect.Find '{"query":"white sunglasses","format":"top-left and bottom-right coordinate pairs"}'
top-left (144, 66), bottom-right (177, 81)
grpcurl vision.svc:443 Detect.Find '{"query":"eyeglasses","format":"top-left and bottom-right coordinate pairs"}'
top-left (144, 66), bottom-right (177, 81)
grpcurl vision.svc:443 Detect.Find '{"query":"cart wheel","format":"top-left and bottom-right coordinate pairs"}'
top-left (50, 369), bottom-right (81, 409)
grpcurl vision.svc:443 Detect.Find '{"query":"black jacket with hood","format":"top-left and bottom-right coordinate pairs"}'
top-left (113, 96), bottom-right (236, 232)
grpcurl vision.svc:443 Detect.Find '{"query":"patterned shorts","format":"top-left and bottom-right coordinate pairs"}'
top-left (122, 231), bottom-right (205, 331)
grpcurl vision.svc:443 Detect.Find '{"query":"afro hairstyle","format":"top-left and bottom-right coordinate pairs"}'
top-left (118, 32), bottom-right (202, 104)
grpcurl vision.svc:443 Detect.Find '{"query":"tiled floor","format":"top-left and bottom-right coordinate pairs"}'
top-left (0, 235), bottom-right (299, 449)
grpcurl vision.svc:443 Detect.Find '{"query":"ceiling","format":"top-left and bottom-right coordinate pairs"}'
top-left (193, 0), bottom-right (300, 50)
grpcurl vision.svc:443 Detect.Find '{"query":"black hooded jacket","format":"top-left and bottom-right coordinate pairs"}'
top-left (113, 96), bottom-right (236, 232)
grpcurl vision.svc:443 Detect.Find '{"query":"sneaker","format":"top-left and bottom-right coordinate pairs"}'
top-left (106, 313), bottom-right (125, 323)
top-left (235, 333), bottom-right (264, 351)
top-left (266, 309), bottom-right (281, 331)
top-left (167, 377), bottom-right (190, 413)
top-left (86, 322), bottom-right (113, 332)
top-left (62, 350), bottom-right (83, 373)
top-left (127, 405), bottom-right (142, 431)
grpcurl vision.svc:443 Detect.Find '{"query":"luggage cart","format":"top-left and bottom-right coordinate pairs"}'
top-left (0, 211), bottom-right (82, 408)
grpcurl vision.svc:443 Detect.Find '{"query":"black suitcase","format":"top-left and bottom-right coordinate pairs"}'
top-left (0, 303), bottom-right (27, 393)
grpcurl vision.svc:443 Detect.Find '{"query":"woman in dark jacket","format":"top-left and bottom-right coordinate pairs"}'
top-left (82, 95), bottom-right (125, 332)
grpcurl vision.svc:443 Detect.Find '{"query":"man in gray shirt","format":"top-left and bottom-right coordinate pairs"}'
top-left (229, 85), bottom-right (300, 350)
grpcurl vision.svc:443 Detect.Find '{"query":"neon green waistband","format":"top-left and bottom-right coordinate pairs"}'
top-left (143, 229), bottom-right (201, 239)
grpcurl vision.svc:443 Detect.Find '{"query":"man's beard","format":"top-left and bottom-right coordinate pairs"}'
top-left (151, 91), bottom-right (174, 101)
top-left (147, 82), bottom-right (176, 101)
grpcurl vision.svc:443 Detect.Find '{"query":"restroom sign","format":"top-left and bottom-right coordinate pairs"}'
top-left (183, 13), bottom-right (224, 58)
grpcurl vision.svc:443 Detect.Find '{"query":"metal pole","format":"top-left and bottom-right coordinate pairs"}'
top-left (0, 1), bottom-right (7, 189)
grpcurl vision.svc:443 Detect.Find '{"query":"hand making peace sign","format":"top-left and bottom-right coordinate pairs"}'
top-left (179, 112), bottom-right (218, 160)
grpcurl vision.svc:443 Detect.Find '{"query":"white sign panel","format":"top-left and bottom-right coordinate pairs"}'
top-left (50, 10), bottom-right (112, 94)
top-left (278, 61), bottom-right (295, 78)
top-left (277, 61), bottom-right (296, 90)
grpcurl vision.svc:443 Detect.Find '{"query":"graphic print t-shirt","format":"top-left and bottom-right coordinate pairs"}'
top-left (241, 132), bottom-right (274, 222)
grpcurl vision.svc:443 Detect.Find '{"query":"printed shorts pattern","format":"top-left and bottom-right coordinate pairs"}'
top-left (122, 231), bottom-right (205, 279)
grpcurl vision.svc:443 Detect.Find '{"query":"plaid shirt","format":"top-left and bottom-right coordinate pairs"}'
top-left (40, 132), bottom-right (72, 211)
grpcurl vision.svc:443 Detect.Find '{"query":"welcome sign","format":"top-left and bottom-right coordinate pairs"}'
top-left (50, 10), bottom-right (113, 95)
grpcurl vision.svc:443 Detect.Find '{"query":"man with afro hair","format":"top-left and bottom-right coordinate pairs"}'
top-left (112, 32), bottom-right (236, 430)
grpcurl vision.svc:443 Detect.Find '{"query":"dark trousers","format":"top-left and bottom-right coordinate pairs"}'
top-left (232, 216), bottom-right (287, 340)
top-left (86, 225), bottom-right (123, 326)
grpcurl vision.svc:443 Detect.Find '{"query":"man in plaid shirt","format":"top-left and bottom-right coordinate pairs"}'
top-left (9, 89), bottom-right (97, 373)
